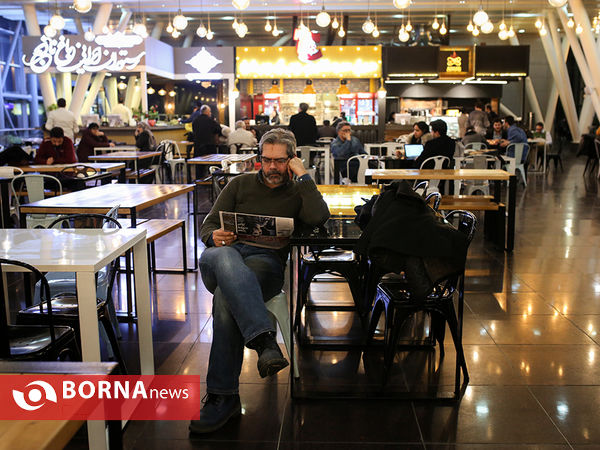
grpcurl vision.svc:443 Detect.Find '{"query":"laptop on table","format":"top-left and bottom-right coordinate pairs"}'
top-left (404, 144), bottom-right (424, 160)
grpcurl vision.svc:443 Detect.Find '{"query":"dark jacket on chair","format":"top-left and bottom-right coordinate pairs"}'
top-left (355, 181), bottom-right (469, 288)
top-left (288, 111), bottom-right (318, 146)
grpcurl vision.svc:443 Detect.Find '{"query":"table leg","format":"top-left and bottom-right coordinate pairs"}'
top-left (289, 245), bottom-right (296, 398)
top-left (132, 239), bottom-right (154, 375)
top-left (192, 184), bottom-right (199, 270)
top-left (76, 272), bottom-right (109, 450)
top-left (0, 180), bottom-right (11, 228)
top-left (118, 168), bottom-right (126, 184)
top-left (324, 151), bottom-right (330, 185)
top-left (507, 175), bottom-right (516, 252)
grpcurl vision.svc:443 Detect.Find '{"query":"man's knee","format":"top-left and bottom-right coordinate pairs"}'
top-left (200, 246), bottom-right (241, 272)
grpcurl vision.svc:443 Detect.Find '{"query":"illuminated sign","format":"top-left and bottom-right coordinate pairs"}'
top-left (293, 28), bottom-right (322, 63)
top-left (185, 47), bottom-right (223, 73)
top-left (438, 47), bottom-right (473, 79)
top-left (236, 46), bottom-right (382, 79)
top-left (22, 34), bottom-right (145, 74)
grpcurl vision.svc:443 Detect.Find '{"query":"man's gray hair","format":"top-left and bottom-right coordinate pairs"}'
top-left (235, 120), bottom-right (246, 129)
top-left (299, 102), bottom-right (309, 112)
top-left (259, 128), bottom-right (297, 158)
top-left (200, 104), bottom-right (211, 114)
top-left (336, 121), bottom-right (351, 133)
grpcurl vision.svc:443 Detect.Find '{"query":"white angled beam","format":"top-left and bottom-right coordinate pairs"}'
top-left (500, 103), bottom-right (520, 119)
top-left (104, 76), bottom-right (118, 113)
top-left (117, 9), bottom-right (133, 32)
top-left (151, 22), bottom-right (164, 39)
top-left (569, 0), bottom-right (600, 77)
top-left (544, 38), bottom-right (569, 132)
top-left (22, 4), bottom-right (56, 108)
top-left (183, 33), bottom-right (194, 48)
top-left (509, 35), bottom-right (544, 126)
top-left (80, 74), bottom-right (106, 117)
top-left (124, 76), bottom-right (137, 109)
top-left (140, 71), bottom-right (148, 114)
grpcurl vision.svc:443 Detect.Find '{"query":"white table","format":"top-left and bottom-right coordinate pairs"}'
top-left (454, 155), bottom-right (515, 193)
top-left (297, 147), bottom-right (331, 184)
top-left (0, 228), bottom-right (153, 450)
top-left (94, 145), bottom-right (138, 155)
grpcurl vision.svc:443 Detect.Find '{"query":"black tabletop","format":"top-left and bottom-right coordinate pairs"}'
top-left (291, 218), bottom-right (362, 245)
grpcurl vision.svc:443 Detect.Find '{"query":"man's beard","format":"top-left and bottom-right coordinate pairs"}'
top-left (262, 168), bottom-right (289, 186)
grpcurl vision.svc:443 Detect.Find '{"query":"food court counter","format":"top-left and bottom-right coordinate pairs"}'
top-left (89, 126), bottom-right (188, 145)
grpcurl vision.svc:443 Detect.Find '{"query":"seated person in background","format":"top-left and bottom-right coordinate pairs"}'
top-left (227, 120), bottom-right (258, 148)
top-left (190, 128), bottom-right (329, 434)
top-left (485, 118), bottom-right (507, 149)
top-left (269, 108), bottom-right (281, 125)
top-left (77, 123), bottom-right (114, 162)
top-left (399, 121), bottom-right (432, 146)
top-left (318, 120), bottom-right (337, 138)
top-left (415, 119), bottom-right (455, 168)
top-left (461, 126), bottom-right (487, 146)
top-left (499, 115), bottom-right (528, 150)
top-left (35, 127), bottom-right (77, 165)
top-left (331, 121), bottom-right (366, 181)
top-left (134, 122), bottom-right (156, 152)
top-left (532, 122), bottom-right (552, 145)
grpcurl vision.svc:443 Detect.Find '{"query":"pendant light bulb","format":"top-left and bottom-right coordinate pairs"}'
top-left (432, 17), bottom-right (440, 30)
top-left (507, 25), bottom-right (515, 37)
top-left (173, 11), bottom-right (188, 30)
top-left (439, 22), bottom-right (447, 35)
top-left (265, 19), bottom-right (272, 32)
top-left (472, 25), bottom-right (480, 36)
top-left (338, 27), bottom-right (345, 37)
top-left (272, 24), bottom-right (279, 36)
top-left (567, 18), bottom-right (575, 28)
top-left (206, 29), bottom-right (214, 40)
top-left (233, 18), bottom-right (239, 29)
top-left (481, 20), bottom-right (493, 34)
top-left (362, 17), bottom-right (375, 34)
top-left (539, 26), bottom-right (547, 36)
top-left (398, 25), bottom-right (410, 42)
top-left (393, 0), bottom-right (411, 9)
top-left (405, 20), bottom-right (412, 32)
top-left (84, 27), bottom-right (95, 41)
top-left (575, 23), bottom-right (583, 34)
top-left (372, 27), bottom-right (380, 37)
top-left (166, 22), bottom-right (174, 33)
top-left (316, 9), bottom-right (331, 27)
top-left (473, 7), bottom-right (488, 27)
top-left (547, 0), bottom-right (568, 7)
top-left (50, 13), bottom-right (65, 31)
top-left (197, 22), bottom-right (207, 37)
top-left (73, 0), bottom-right (92, 13)
top-left (498, 28), bottom-right (508, 40)
top-left (43, 24), bottom-right (57, 37)
top-left (232, 0), bottom-right (250, 10)
top-left (133, 22), bottom-right (147, 36)
top-left (499, 20), bottom-right (506, 30)
top-left (535, 18), bottom-right (543, 29)
top-left (467, 20), bottom-right (474, 32)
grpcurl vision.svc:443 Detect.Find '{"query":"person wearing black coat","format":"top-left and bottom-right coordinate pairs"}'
top-left (192, 105), bottom-right (221, 156)
top-left (415, 119), bottom-right (455, 168)
top-left (288, 103), bottom-right (318, 146)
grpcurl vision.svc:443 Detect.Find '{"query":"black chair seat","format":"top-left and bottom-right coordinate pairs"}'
top-left (8, 325), bottom-right (75, 356)
top-left (19, 293), bottom-right (105, 318)
top-left (301, 248), bottom-right (356, 263)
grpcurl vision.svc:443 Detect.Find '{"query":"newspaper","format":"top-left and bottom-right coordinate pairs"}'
top-left (219, 211), bottom-right (294, 249)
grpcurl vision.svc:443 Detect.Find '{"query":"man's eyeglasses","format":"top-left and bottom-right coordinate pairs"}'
top-left (340, 128), bottom-right (351, 133)
top-left (260, 156), bottom-right (290, 165)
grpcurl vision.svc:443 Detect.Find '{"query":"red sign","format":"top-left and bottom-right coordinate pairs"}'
top-left (0, 375), bottom-right (202, 420)
top-left (293, 28), bottom-right (323, 63)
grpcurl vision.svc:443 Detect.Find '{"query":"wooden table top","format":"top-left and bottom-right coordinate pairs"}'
top-left (366, 168), bottom-right (511, 181)
top-left (19, 162), bottom-right (126, 172)
top-left (318, 185), bottom-right (380, 216)
top-left (20, 183), bottom-right (193, 214)
top-left (89, 151), bottom-right (161, 161)
top-left (187, 154), bottom-right (257, 164)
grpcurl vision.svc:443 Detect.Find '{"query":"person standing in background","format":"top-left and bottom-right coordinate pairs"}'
top-left (193, 105), bottom-right (221, 156)
top-left (288, 103), bottom-right (318, 146)
top-left (468, 102), bottom-right (490, 135)
top-left (45, 98), bottom-right (78, 143)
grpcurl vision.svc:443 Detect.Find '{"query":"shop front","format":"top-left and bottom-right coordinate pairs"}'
top-left (235, 45), bottom-right (383, 130)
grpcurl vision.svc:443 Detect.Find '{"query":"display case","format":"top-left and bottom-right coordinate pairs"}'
top-left (339, 93), bottom-right (378, 125)
top-left (430, 116), bottom-right (460, 139)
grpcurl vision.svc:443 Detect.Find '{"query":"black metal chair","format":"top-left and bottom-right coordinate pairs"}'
top-left (366, 210), bottom-right (477, 397)
top-left (16, 214), bottom-right (127, 373)
top-left (0, 258), bottom-right (80, 361)
top-left (425, 192), bottom-right (442, 211)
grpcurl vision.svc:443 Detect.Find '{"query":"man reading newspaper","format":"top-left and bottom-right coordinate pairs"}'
top-left (191, 128), bottom-right (330, 434)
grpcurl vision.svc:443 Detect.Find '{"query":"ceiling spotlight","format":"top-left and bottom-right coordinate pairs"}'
top-left (547, 0), bottom-right (568, 6)
top-left (481, 20), bottom-right (493, 34)
top-left (372, 27), bottom-right (380, 37)
top-left (43, 24), bottom-right (56, 37)
top-left (232, 0), bottom-right (250, 10)
top-left (197, 22), bottom-right (208, 37)
top-left (432, 17), bottom-right (440, 30)
top-left (393, 0), bottom-right (411, 9)
top-left (467, 20), bottom-right (474, 32)
top-left (73, 0), bottom-right (92, 13)
top-left (316, 8), bottom-right (331, 27)
top-left (472, 25), bottom-right (480, 36)
top-left (362, 17), bottom-right (375, 34)
top-left (535, 18), bottom-right (543, 29)
top-left (50, 12), bottom-right (65, 31)
top-left (264, 19), bottom-right (272, 32)
top-left (84, 26), bottom-right (95, 41)
top-left (173, 10), bottom-right (188, 30)
top-left (567, 18), bottom-right (575, 28)
top-left (473, 6), bottom-right (488, 27)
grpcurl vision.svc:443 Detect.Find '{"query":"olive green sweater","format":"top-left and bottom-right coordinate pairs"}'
top-left (200, 172), bottom-right (330, 256)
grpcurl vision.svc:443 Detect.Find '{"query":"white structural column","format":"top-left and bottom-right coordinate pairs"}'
top-left (541, 12), bottom-right (580, 141)
top-left (80, 73), bottom-right (106, 118)
top-left (570, 0), bottom-right (600, 79)
top-left (226, 75), bottom-right (236, 127)
top-left (104, 76), bottom-right (118, 113)
top-left (140, 71), bottom-right (148, 114)
top-left (117, 9), bottom-right (132, 32)
top-left (151, 22), bottom-right (164, 39)
top-left (62, 73), bottom-right (72, 105)
top-left (557, 7), bottom-right (600, 127)
top-left (70, 3), bottom-right (112, 121)
top-left (544, 38), bottom-right (569, 132)
top-left (131, 82), bottom-right (142, 111)
top-left (509, 36), bottom-right (544, 126)
top-left (183, 33), bottom-right (194, 48)
top-left (22, 4), bottom-right (56, 108)
top-left (500, 103), bottom-right (520, 118)
top-left (124, 76), bottom-right (137, 109)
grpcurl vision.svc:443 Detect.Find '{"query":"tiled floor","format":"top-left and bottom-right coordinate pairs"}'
top-left (65, 151), bottom-right (600, 448)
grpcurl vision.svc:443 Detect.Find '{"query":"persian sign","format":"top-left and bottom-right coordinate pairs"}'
top-left (22, 33), bottom-right (146, 74)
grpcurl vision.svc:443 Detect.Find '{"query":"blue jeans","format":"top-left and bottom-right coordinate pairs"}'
top-left (199, 243), bottom-right (285, 394)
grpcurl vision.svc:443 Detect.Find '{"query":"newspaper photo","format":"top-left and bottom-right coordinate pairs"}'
top-left (219, 211), bottom-right (295, 249)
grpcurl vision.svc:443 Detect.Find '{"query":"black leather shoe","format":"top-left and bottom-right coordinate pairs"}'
top-left (247, 331), bottom-right (289, 378)
top-left (189, 393), bottom-right (241, 434)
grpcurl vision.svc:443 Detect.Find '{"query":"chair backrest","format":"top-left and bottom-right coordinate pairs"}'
top-left (346, 154), bottom-right (370, 185)
top-left (594, 139), bottom-right (600, 160)
top-left (60, 164), bottom-right (98, 179)
top-left (419, 156), bottom-right (451, 170)
top-left (454, 141), bottom-right (465, 157)
top-left (444, 210), bottom-right (477, 244)
top-left (161, 140), bottom-right (181, 161)
top-left (425, 191), bottom-right (442, 211)
top-left (413, 181), bottom-right (429, 196)
top-left (472, 155), bottom-right (488, 170)
top-left (465, 142), bottom-right (487, 151)
top-left (10, 174), bottom-right (62, 207)
top-left (106, 205), bottom-right (120, 222)
top-left (0, 258), bottom-right (54, 356)
top-left (0, 166), bottom-right (24, 178)
top-left (506, 143), bottom-right (529, 164)
top-left (47, 213), bottom-right (122, 230)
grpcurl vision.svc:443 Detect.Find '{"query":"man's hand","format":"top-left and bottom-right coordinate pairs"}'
top-left (109, 142), bottom-right (115, 147)
top-left (212, 228), bottom-right (236, 247)
top-left (46, 157), bottom-right (54, 165)
top-left (288, 157), bottom-right (308, 177)
top-left (499, 139), bottom-right (509, 147)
